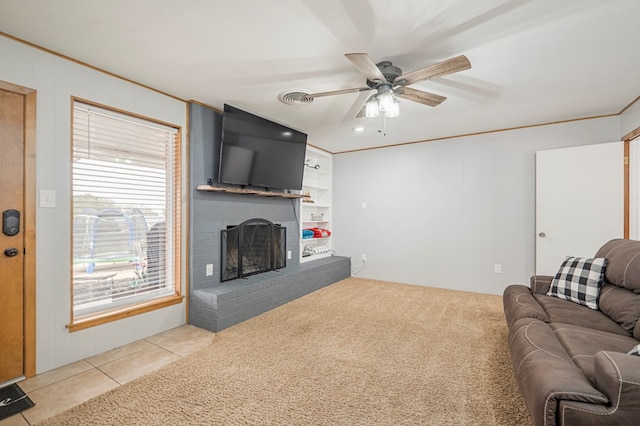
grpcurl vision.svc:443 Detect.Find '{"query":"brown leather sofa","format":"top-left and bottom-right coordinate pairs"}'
top-left (503, 239), bottom-right (640, 426)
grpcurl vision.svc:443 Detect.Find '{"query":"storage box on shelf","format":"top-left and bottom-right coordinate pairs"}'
top-left (301, 146), bottom-right (332, 262)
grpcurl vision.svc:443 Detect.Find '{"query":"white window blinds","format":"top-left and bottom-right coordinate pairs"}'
top-left (72, 101), bottom-right (180, 318)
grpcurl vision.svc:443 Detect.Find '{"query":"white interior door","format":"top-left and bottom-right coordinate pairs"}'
top-left (536, 142), bottom-right (624, 275)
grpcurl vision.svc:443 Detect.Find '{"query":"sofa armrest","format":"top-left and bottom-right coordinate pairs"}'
top-left (530, 275), bottom-right (554, 295)
top-left (503, 285), bottom-right (549, 327)
top-left (559, 351), bottom-right (640, 425)
top-left (593, 351), bottom-right (640, 412)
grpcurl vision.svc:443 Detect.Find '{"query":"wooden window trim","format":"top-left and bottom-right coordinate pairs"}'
top-left (68, 97), bottom-right (183, 332)
top-left (68, 294), bottom-right (184, 332)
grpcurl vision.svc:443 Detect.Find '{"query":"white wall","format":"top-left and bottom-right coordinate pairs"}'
top-left (0, 36), bottom-right (188, 373)
top-left (332, 116), bottom-right (621, 295)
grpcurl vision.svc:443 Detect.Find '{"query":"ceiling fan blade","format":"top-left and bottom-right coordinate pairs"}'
top-left (345, 53), bottom-right (386, 82)
top-left (307, 87), bottom-right (371, 98)
top-left (344, 92), bottom-right (372, 121)
top-left (396, 55), bottom-right (471, 86)
top-left (395, 87), bottom-right (447, 107)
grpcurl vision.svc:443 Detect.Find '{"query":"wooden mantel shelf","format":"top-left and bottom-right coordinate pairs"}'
top-left (196, 184), bottom-right (304, 199)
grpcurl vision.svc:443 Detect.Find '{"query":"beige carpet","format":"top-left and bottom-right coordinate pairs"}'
top-left (41, 278), bottom-right (532, 425)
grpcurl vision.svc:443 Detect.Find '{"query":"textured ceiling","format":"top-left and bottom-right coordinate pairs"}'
top-left (1, 0), bottom-right (639, 152)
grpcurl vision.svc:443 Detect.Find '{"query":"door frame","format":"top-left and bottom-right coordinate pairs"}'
top-left (624, 125), bottom-right (640, 239)
top-left (0, 80), bottom-right (36, 378)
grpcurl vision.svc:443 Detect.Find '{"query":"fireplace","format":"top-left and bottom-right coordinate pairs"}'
top-left (221, 218), bottom-right (286, 282)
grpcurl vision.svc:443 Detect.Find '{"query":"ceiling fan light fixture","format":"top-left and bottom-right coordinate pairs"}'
top-left (365, 98), bottom-right (379, 118)
top-left (377, 85), bottom-right (394, 112)
top-left (385, 98), bottom-right (399, 118)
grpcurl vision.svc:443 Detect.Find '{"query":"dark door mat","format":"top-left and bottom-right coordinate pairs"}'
top-left (0, 383), bottom-right (35, 420)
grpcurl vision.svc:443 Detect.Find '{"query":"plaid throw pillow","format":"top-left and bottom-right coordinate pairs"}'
top-left (547, 257), bottom-right (607, 310)
top-left (629, 344), bottom-right (640, 356)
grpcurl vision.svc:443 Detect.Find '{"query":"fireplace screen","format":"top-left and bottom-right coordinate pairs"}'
top-left (221, 218), bottom-right (286, 282)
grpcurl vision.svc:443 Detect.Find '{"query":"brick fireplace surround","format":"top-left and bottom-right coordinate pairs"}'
top-left (187, 103), bottom-right (350, 332)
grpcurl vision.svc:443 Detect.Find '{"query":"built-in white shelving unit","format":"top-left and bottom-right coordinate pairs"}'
top-left (300, 146), bottom-right (332, 262)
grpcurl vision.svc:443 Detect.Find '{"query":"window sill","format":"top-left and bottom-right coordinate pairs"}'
top-left (67, 294), bottom-right (184, 332)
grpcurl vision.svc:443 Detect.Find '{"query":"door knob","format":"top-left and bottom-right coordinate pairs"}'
top-left (538, 232), bottom-right (546, 238)
top-left (4, 247), bottom-right (19, 257)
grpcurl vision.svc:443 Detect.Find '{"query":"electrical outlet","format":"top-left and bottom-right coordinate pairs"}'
top-left (494, 264), bottom-right (502, 274)
top-left (287, 250), bottom-right (292, 260)
top-left (361, 254), bottom-right (367, 262)
top-left (206, 264), bottom-right (213, 276)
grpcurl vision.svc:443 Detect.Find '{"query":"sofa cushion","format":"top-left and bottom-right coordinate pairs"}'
top-left (599, 284), bottom-right (640, 334)
top-left (507, 318), bottom-right (608, 426)
top-left (533, 293), bottom-right (629, 336)
top-left (550, 323), bottom-right (639, 380)
top-left (595, 239), bottom-right (640, 292)
top-left (547, 257), bottom-right (607, 309)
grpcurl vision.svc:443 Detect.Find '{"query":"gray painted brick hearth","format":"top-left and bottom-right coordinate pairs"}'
top-left (190, 256), bottom-right (350, 332)
top-left (188, 102), bottom-right (350, 331)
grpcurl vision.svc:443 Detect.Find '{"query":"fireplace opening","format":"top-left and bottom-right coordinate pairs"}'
top-left (221, 218), bottom-right (286, 282)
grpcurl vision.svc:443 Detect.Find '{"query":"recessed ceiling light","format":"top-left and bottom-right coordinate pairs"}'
top-left (353, 127), bottom-right (364, 132)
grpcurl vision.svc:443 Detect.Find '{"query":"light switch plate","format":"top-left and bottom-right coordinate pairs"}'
top-left (40, 189), bottom-right (56, 208)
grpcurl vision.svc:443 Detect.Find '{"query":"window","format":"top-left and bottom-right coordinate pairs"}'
top-left (70, 99), bottom-right (182, 330)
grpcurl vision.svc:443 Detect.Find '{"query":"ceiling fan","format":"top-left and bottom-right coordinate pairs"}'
top-left (287, 53), bottom-right (471, 118)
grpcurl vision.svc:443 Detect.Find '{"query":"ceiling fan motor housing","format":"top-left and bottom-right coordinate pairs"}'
top-left (366, 61), bottom-right (403, 88)
top-left (377, 61), bottom-right (402, 83)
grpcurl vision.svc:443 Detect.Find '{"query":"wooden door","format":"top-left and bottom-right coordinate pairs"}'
top-left (535, 142), bottom-right (624, 275)
top-left (0, 88), bottom-right (26, 383)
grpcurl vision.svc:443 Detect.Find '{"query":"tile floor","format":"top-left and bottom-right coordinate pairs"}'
top-left (0, 324), bottom-right (215, 425)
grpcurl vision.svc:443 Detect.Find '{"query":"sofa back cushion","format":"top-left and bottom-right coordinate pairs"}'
top-left (599, 284), bottom-right (640, 335)
top-left (595, 239), bottom-right (640, 292)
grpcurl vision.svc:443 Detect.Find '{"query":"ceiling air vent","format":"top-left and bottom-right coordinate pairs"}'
top-left (279, 91), bottom-right (314, 105)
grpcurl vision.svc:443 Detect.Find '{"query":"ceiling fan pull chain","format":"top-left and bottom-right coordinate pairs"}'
top-left (378, 114), bottom-right (388, 136)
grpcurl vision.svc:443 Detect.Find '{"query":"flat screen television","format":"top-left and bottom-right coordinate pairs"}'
top-left (218, 104), bottom-right (308, 191)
